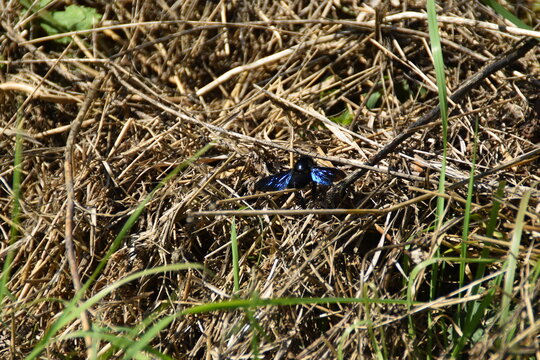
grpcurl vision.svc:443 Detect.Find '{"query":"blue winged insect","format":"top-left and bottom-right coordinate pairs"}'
top-left (255, 155), bottom-right (345, 193)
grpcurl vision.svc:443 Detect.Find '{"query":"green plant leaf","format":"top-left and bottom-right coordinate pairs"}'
top-left (55, 5), bottom-right (102, 31)
top-left (329, 108), bottom-right (353, 125)
top-left (366, 91), bottom-right (382, 109)
top-left (40, 5), bottom-right (102, 43)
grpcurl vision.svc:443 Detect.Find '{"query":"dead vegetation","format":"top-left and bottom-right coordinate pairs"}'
top-left (0, 0), bottom-right (539, 359)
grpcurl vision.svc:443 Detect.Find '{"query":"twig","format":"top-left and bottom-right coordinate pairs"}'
top-left (64, 75), bottom-right (105, 356)
top-left (381, 12), bottom-right (540, 39)
top-left (188, 191), bottom-right (444, 218)
top-left (19, 17), bottom-right (540, 46)
top-left (0, 81), bottom-right (83, 104)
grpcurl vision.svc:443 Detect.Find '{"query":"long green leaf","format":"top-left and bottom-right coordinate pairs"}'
top-left (426, 2), bottom-right (449, 355)
top-left (0, 111), bottom-right (24, 304)
top-left (500, 189), bottom-right (532, 325)
top-left (426, 0), bottom-right (449, 229)
top-left (231, 218), bottom-right (240, 294)
top-left (481, 0), bottom-right (532, 30)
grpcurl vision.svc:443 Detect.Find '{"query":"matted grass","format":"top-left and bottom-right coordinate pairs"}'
top-left (0, 1), bottom-right (539, 359)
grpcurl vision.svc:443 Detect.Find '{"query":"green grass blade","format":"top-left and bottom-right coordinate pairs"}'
top-left (245, 300), bottom-right (263, 360)
top-left (231, 217), bottom-right (240, 294)
top-left (481, 0), bottom-right (532, 30)
top-left (460, 118), bottom-right (479, 293)
top-left (426, 0), bottom-right (449, 230)
top-left (456, 117), bottom-right (480, 337)
top-left (452, 180), bottom-right (507, 355)
top-left (407, 257), bottom-right (500, 307)
top-left (426, 2), bottom-right (450, 354)
top-left (338, 320), bottom-right (370, 360)
top-left (65, 330), bottom-right (174, 360)
top-left (499, 188), bottom-right (532, 325)
top-left (475, 181), bottom-right (507, 282)
top-left (452, 275), bottom-right (502, 358)
top-left (0, 111), bottom-right (24, 304)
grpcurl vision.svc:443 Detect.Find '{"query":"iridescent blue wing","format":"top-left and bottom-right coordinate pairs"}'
top-left (310, 167), bottom-right (345, 186)
top-left (255, 170), bottom-right (293, 191)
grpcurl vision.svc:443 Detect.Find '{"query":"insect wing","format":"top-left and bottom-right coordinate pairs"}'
top-left (255, 170), bottom-right (293, 191)
top-left (310, 167), bottom-right (344, 186)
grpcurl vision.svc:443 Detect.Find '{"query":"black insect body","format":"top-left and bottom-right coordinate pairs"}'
top-left (255, 155), bottom-right (345, 192)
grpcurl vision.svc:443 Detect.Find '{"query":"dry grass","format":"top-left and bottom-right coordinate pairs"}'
top-left (1, 1), bottom-right (539, 359)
